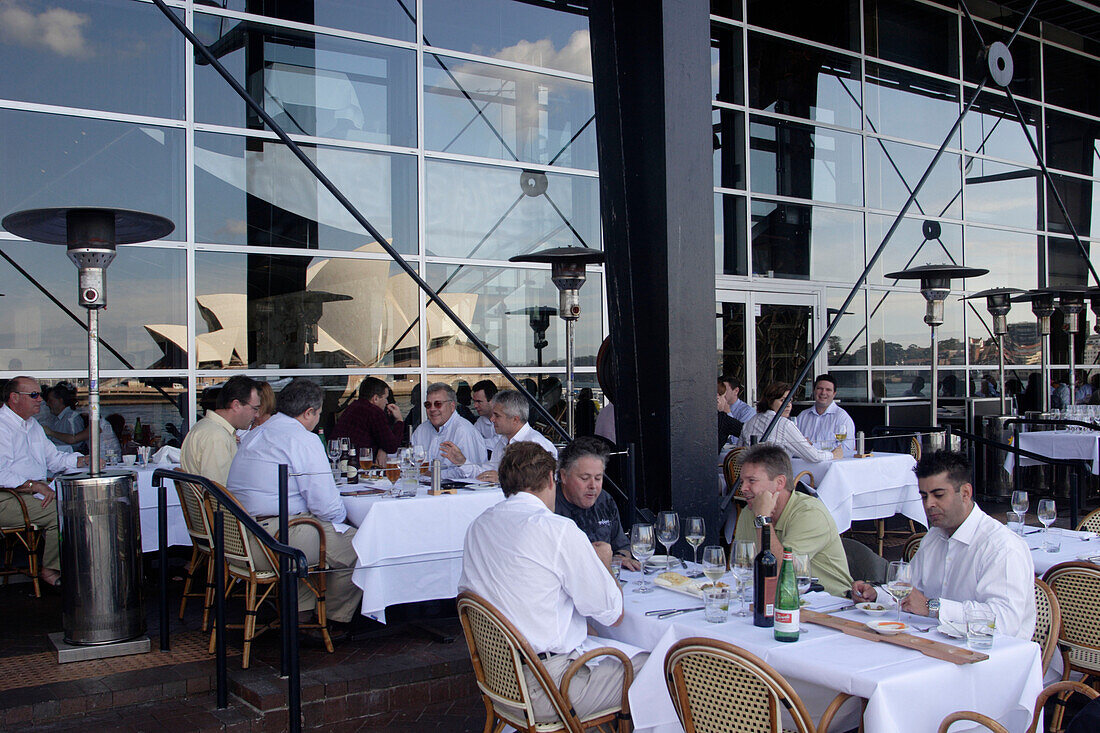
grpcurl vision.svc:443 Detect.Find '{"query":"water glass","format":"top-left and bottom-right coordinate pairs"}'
top-left (1043, 527), bottom-right (1062, 553)
top-left (792, 552), bottom-right (811, 595)
top-left (1010, 490), bottom-right (1029, 535)
top-left (610, 556), bottom-right (623, 582)
top-left (656, 511), bottom-right (679, 572)
top-left (965, 609), bottom-right (995, 651)
top-left (732, 540), bottom-right (755, 617)
top-left (703, 586), bottom-right (730, 623)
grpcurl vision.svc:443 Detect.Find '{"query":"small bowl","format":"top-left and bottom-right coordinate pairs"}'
top-left (865, 619), bottom-right (908, 635)
top-left (856, 602), bottom-right (889, 617)
top-left (122, 455), bottom-right (136, 465)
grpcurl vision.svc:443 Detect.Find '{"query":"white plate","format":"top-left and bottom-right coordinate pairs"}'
top-left (865, 620), bottom-right (909, 635)
top-left (937, 621), bottom-right (966, 639)
top-left (856, 602), bottom-right (889, 617)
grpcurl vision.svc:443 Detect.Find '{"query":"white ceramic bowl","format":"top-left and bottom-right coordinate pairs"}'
top-left (122, 455), bottom-right (136, 465)
top-left (865, 619), bottom-right (908, 635)
top-left (856, 602), bottom-right (889, 617)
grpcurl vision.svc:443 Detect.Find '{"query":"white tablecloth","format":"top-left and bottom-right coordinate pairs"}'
top-left (1010, 431), bottom-right (1100, 474)
top-left (790, 453), bottom-right (925, 533)
top-left (1022, 527), bottom-right (1100, 575)
top-left (346, 485), bottom-right (504, 623)
top-left (596, 572), bottom-right (1043, 733)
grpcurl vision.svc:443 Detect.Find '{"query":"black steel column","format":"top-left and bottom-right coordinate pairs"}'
top-left (589, 1), bottom-right (718, 532)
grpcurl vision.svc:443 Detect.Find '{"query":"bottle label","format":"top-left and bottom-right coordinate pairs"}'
top-left (774, 608), bottom-right (799, 632)
top-left (763, 576), bottom-right (777, 617)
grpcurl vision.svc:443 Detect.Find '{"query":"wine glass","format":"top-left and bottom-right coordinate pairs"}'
top-left (834, 431), bottom-right (847, 450)
top-left (327, 440), bottom-right (341, 470)
top-left (1010, 490), bottom-right (1029, 534)
top-left (656, 512), bottom-right (680, 572)
top-left (792, 552), bottom-right (811, 595)
top-left (885, 561), bottom-right (913, 622)
top-left (630, 524), bottom-right (656, 594)
top-left (732, 540), bottom-right (755, 617)
top-left (1038, 499), bottom-right (1057, 545)
top-left (684, 517), bottom-right (705, 576)
top-left (411, 444), bottom-right (427, 474)
top-left (702, 545), bottom-right (726, 586)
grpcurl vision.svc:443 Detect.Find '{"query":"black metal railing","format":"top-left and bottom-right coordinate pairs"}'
top-left (153, 466), bottom-right (306, 733)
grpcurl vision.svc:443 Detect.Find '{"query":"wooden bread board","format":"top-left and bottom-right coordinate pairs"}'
top-left (801, 610), bottom-right (989, 664)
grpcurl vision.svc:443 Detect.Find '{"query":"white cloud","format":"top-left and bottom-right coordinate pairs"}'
top-left (0, 3), bottom-right (91, 58)
top-left (493, 30), bottom-right (592, 76)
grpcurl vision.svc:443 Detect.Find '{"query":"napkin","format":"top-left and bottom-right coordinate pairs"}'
top-left (801, 591), bottom-right (852, 613)
top-left (152, 446), bottom-right (181, 465)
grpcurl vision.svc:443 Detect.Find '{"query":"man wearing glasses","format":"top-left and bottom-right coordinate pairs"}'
top-left (181, 375), bottom-right (260, 487)
top-left (411, 383), bottom-right (487, 479)
top-left (0, 376), bottom-right (88, 587)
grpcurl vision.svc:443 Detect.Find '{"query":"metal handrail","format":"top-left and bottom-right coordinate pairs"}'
top-left (153, 467), bottom-right (307, 732)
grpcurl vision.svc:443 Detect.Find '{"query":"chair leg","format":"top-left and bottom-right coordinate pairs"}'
top-left (209, 574), bottom-right (233, 655)
top-left (28, 531), bottom-right (41, 598)
top-left (242, 581), bottom-right (258, 670)
top-left (875, 519), bottom-right (885, 557)
top-left (179, 545), bottom-right (201, 620)
top-left (201, 552), bottom-right (215, 632)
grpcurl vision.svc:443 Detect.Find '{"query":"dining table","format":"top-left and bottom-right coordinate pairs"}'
top-left (1009, 430), bottom-right (1100, 475)
top-left (594, 566), bottom-right (1044, 733)
top-left (343, 481), bottom-right (504, 623)
top-left (1021, 526), bottom-right (1100, 575)
top-left (789, 452), bottom-right (926, 534)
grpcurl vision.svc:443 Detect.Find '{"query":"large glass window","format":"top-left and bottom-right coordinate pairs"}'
top-left (0, 242), bottom-right (186, 371)
top-left (964, 92), bottom-right (1040, 166)
top-left (747, 34), bottom-right (862, 130)
top-left (749, 200), bottom-right (863, 281)
top-left (963, 159), bottom-right (1041, 231)
top-left (864, 64), bottom-right (960, 148)
top-left (424, 264), bottom-right (603, 369)
top-left (218, 1), bottom-right (415, 42)
top-left (749, 116), bottom-right (863, 205)
top-left (865, 214), bottom-right (962, 286)
top-left (1047, 175), bottom-right (1100, 240)
top-left (424, 159), bottom-right (599, 261)
top-left (713, 108), bottom-right (747, 190)
top-left (194, 131), bottom-right (417, 253)
top-left (1044, 46), bottom-right (1100, 120)
top-left (422, 0), bottom-right (591, 76)
top-left (424, 54), bottom-right (596, 169)
top-left (963, 226), bottom-right (1040, 366)
top-left (712, 23), bottom-right (745, 106)
top-left (866, 141), bottom-right (962, 219)
top-left (865, 0), bottom-right (959, 77)
top-left (961, 21), bottom-right (1041, 102)
top-left (715, 193), bottom-right (748, 276)
top-left (827, 287), bottom-right (868, 366)
top-left (0, 0), bottom-right (184, 119)
top-left (1046, 110), bottom-right (1100, 178)
top-left (869, 289), bottom-right (964, 366)
top-left (746, 0), bottom-right (860, 52)
top-left (194, 14), bottom-right (415, 146)
top-left (195, 251), bottom-right (418, 370)
top-left (0, 109), bottom-right (184, 240)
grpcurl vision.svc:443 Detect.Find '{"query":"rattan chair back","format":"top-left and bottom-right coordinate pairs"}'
top-left (936, 710), bottom-right (1008, 732)
top-left (1043, 562), bottom-right (1100, 677)
top-left (1075, 506), bottom-right (1100, 534)
top-left (1033, 578), bottom-right (1061, 676)
top-left (0, 488), bottom-right (43, 597)
top-left (909, 437), bottom-right (922, 461)
top-left (665, 637), bottom-right (817, 733)
top-left (793, 470), bottom-right (815, 488)
top-left (902, 532), bottom-right (925, 562)
top-left (174, 478), bottom-right (213, 549)
top-left (723, 447), bottom-right (745, 494)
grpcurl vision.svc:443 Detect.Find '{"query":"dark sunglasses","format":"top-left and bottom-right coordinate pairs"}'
top-left (424, 399), bottom-right (453, 409)
top-left (17, 391), bottom-right (42, 399)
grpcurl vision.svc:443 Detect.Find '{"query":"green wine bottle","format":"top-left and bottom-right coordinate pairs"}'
top-left (774, 548), bottom-right (800, 642)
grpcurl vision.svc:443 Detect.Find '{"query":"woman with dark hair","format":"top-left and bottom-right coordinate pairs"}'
top-left (740, 381), bottom-right (840, 463)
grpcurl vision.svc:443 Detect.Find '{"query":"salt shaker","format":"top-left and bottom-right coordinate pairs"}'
top-left (431, 458), bottom-right (442, 493)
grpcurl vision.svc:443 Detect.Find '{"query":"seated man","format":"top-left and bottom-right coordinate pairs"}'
top-left (716, 390), bottom-right (743, 449)
top-left (410, 383), bottom-right (488, 479)
top-left (733, 444), bottom-right (853, 596)
top-left (793, 374), bottom-right (855, 457)
top-left (469, 379), bottom-right (498, 446)
top-left (227, 378), bottom-right (362, 626)
top-left (330, 377), bottom-right (404, 466)
top-left (443, 389), bottom-right (556, 483)
top-left (0, 377), bottom-right (88, 587)
top-left (720, 374), bottom-right (756, 424)
top-left (181, 375), bottom-right (259, 487)
top-left (459, 441), bottom-right (646, 723)
top-left (852, 450), bottom-right (1035, 639)
top-left (555, 437), bottom-right (640, 571)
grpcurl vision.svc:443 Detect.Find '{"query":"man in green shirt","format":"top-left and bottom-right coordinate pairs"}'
top-left (733, 443), bottom-right (853, 596)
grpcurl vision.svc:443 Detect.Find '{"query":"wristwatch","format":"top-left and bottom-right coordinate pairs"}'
top-left (754, 514), bottom-right (771, 528)
top-left (927, 598), bottom-right (940, 618)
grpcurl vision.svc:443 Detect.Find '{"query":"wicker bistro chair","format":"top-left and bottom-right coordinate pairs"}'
top-left (902, 532), bottom-right (925, 562)
top-left (664, 637), bottom-right (854, 733)
top-left (936, 680), bottom-right (1099, 733)
top-left (0, 488), bottom-right (43, 597)
top-left (1043, 562), bottom-right (1100, 730)
top-left (456, 591), bottom-right (633, 733)
top-left (1075, 506), bottom-right (1100, 534)
top-left (174, 478), bottom-right (216, 630)
top-left (204, 492), bottom-right (334, 669)
top-left (1033, 578), bottom-right (1062, 678)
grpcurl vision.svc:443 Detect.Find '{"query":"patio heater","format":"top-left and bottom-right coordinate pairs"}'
top-left (1056, 288), bottom-right (1089, 408)
top-left (1013, 289), bottom-right (1059, 413)
top-left (2, 207), bottom-right (173, 656)
top-left (509, 247), bottom-right (604, 437)
top-left (963, 288), bottom-right (1024, 414)
top-left (885, 259), bottom-right (988, 428)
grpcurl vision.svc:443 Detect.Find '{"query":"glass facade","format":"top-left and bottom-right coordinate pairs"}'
top-left (2, 0), bottom-right (1100, 432)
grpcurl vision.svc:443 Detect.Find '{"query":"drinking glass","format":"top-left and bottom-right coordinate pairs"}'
top-left (885, 561), bottom-right (913, 622)
top-left (1038, 498), bottom-right (1057, 549)
top-left (732, 540), bottom-right (755, 616)
top-left (327, 440), bottom-right (341, 470)
top-left (1010, 490), bottom-right (1029, 535)
top-left (656, 511), bottom-right (680, 572)
top-left (792, 552), bottom-right (811, 595)
top-left (411, 444), bottom-right (427, 474)
top-left (630, 524), bottom-right (656, 593)
top-left (360, 448), bottom-right (374, 471)
top-left (834, 431), bottom-right (847, 450)
top-left (965, 608), bottom-right (995, 651)
top-left (703, 586), bottom-right (730, 624)
top-left (701, 545), bottom-right (726, 585)
top-left (684, 516), bottom-right (705, 575)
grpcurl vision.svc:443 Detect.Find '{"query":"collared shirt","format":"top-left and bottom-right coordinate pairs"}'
top-left (794, 402), bottom-right (856, 457)
top-left (49, 406), bottom-right (86, 450)
top-left (727, 398), bottom-right (756, 424)
top-left (459, 491), bottom-right (623, 655)
top-left (180, 411), bottom-right (239, 487)
top-left (330, 398), bottom-right (404, 456)
top-left (906, 504), bottom-right (1035, 640)
top-left (0, 404), bottom-right (81, 486)
top-left (594, 402), bottom-right (616, 444)
top-left (473, 415), bottom-right (496, 445)
top-left (410, 410), bottom-right (488, 479)
top-left (733, 489), bottom-right (853, 596)
top-left (227, 413), bottom-right (346, 523)
top-left (555, 487), bottom-right (629, 554)
top-left (473, 423), bottom-right (558, 475)
top-left (740, 410), bottom-right (834, 463)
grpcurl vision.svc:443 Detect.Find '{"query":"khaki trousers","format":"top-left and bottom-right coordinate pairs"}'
top-left (513, 648), bottom-right (648, 724)
top-left (255, 515), bottom-right (362, 623)
top-left (0, 491), bottom-right (60, 572)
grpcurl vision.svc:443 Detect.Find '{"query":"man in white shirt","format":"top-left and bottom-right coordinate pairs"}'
top-left (410, 383), bottom-right (487, 479)
top-left (469, 379), bottom-right (498, 445)
top-left (227, 378), bottom-right (362, 624)
top-left (181, 375), bottom-right (260, 487)
top-left (0, 377), bottom-right (87, 587)
top-left (459, 441), bottom-right (645, 723)
top-left (443, 389), bottom-right (557, 483)
top-left (794, 374), bottom-right (856, 457)
top-left (720, 375), bottom-right (756, 424)
top-left (852, 450), bottom-right (1035, 639)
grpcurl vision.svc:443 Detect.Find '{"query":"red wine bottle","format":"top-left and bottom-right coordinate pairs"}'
top-left (753, 521), bottom-right (778, 627)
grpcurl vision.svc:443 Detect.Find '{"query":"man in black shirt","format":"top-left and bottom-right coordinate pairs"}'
top-left (554, 437), bottom-right (640, 570)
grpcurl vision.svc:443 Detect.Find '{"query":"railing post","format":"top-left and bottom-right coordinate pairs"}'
top-left (279, 464), bottom-right (290, 678)
top-left (1070, 469), bottom-right (1080, 530)
top-left (286, 556), bottom-right (302, 733)
top-left (214, 508), bottom-right (227, 709)
top-left (157, 477), bottom-right (169, 652)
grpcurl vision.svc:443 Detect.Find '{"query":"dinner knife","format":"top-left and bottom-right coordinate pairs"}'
top-left (656, 606), bottom-right (705, 619)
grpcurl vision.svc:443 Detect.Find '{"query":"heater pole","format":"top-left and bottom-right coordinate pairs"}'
top-left (88, 307), bottom-right (101, 476)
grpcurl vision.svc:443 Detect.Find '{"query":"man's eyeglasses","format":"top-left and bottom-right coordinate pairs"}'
top-left (424, 399), bottom-right (453, 409)
top-left (246, 402), bottom-right (262, 411)
top-left (16, 391), bottom-right (42, 399)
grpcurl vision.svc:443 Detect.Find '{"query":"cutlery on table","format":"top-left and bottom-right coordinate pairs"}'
top-left (656, 607), bottom-right (705, 619)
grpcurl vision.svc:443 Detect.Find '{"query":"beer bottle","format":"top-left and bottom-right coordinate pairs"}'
top-left (346, 447), bottom-right (359, 484)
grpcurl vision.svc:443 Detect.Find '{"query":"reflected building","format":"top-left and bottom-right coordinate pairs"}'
top-left (1, 0), bottom-right (1100, 433)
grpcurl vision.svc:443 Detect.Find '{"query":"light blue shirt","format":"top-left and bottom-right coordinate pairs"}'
top-left (794, 402), bottom-right (856, 457)
top-left (411, 409), bottom-right (488, 479)
top-left (727, 398), bottom-right (756, 424)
